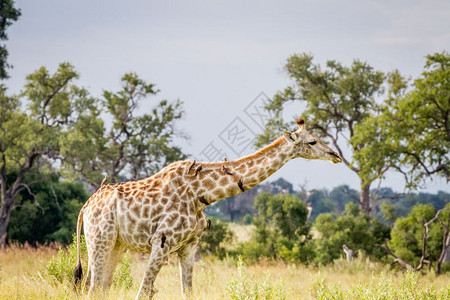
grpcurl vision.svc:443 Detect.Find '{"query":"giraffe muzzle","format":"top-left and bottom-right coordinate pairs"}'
top-left (328, 151), bottom-right (342, 164)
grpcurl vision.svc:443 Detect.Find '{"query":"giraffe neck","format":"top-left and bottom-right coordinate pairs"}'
top-left (199, 137), bottom-right (293, 204)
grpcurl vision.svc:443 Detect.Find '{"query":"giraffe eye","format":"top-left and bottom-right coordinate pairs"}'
top-left (308, 141), bottom-right (317, 146)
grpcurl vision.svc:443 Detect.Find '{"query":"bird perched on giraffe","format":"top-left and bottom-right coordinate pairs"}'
top-left (73, 117), bottom-right (342, 299)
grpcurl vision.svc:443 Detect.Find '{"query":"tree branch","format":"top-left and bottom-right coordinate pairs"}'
top-left (41, 77), bottom-right (72, 124)
top-left (376, 241), bottom-right (413, 271)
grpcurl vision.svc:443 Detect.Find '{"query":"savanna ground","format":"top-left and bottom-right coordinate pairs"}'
top-left (0, 225), bottom-right (449, 300)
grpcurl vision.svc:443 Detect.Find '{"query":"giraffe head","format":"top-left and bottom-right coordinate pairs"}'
top-left (282, 118), bottom-right (342, 164)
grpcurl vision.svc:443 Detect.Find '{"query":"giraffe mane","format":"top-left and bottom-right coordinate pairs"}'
top-left (233, 136), bottom-right (286, 164)
top-left (200, 135), bottom-right (286, 168)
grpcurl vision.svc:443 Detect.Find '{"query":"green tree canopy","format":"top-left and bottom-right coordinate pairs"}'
top-left (61, 72), bottom-right (187, 187)
top-left (0, 0), bottom-right (20, 79)
top-left (354, 52), bottom-right (449, 189)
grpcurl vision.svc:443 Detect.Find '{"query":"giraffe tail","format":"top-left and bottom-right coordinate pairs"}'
top-left (73, 208), bottom-right (84, 288)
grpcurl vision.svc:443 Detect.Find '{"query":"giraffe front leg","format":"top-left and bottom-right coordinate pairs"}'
top-left (177, 243), bottom-right (197, 298)
top-left (135, 237), bottom-right (171, 300)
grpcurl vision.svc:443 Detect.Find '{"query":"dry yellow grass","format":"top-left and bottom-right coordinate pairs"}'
top-left (0, 244), bottom-right (57, 276)
top-left (0, 246), bottom-right (449, 299)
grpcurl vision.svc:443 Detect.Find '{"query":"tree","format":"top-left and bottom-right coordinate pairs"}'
top-left (303, 189), bottom-right (332, 221)
top-left (0, 63), bottom-right (98, 246)
top-left (0, 63), bottom-right (187, 246)
top-left (355, 52), bottom-right (449, 189)
top-left (61, 73), bottom-right (187, 187)
top-left (257, 53), bottom-right (406, 214)
top-left (0, 0), bottom-right (21, 79)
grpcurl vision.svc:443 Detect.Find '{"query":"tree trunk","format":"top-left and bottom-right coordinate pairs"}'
top-left (0, 196), bottom-right (14, 247)
top-left (359, 181), bottom-right (371, 215)
top-left (0, 219), bottom-right (9, 247)
top-left (436, 241), bottom-right (450, 274)
top-left (436, 212), bottom-right (450, 275)
top-left (443, 245), bottom-right (450, 262)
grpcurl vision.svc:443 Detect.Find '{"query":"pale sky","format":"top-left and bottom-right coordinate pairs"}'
top-left (6, 0), bottom-right (450, 193)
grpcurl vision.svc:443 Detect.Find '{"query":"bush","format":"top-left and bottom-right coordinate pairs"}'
top-left (239, 193), bottom-right (312, 263)
top-left (113, 251), bottom-right (133, 289)
top-left (198, 218), bottom-right (234, 259)
top-left (313, 203), bottom-right (390, 265)
top-left (242, 213), bottom-right (253, 225)
top-left (389, 203), bottom-right (447, 267)
top-left (46, 234), bottom-right (132, 289)
top-left (47, 234), bottom-right (87, 284)
top-left (239, 240), bottom-right (273, 264)
top-left (278, 240), bottom-right (316, 264)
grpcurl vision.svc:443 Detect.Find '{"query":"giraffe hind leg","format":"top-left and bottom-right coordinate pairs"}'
top-left (83, 263), bottom-right (91, 292)
top-left (103, 242), bottom-right (126, 288)
top-left (86, 230), bottom-right (119, 295)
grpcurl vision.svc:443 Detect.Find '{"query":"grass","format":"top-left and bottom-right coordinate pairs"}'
top-left (1, 245), bottom-right (450, 299)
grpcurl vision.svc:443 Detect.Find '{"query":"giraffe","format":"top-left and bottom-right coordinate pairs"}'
top-left (73, 118), bottom-right (342, 299)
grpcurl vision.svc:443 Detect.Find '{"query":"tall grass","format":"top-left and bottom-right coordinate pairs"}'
top-left (0, 246), bottom-right (449, 299)
top-left (227, 256), bottom-right (289, 299)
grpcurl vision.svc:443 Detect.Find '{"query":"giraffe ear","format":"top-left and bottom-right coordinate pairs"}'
top-left (282, 131), bottom-right (296, 143)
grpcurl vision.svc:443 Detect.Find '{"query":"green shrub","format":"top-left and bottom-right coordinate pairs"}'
top-left (278, 240), bottom-right (316, 263)
top-left (239, 193), bottom-right (312, 264)
top-left (47, 234), bottom-right (87, 284)
top-left (46, 234), bottom-right (132, 289)
top-left (390, 203), bottom-right (448, 268)
top-left (227, 256), bottom-right (288, 300)
top-left (239, 240), bottom-right (273, 263)
top-left (198, 218), bottom-right (234, 259)
top-left (113, 251), bottom-right (133, 289)
top-left (243, 213), bottom-right (253, 225)
top-left (313, 203), bottom-right (390, 265)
